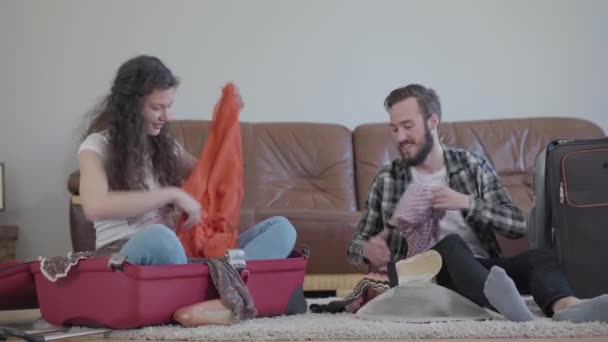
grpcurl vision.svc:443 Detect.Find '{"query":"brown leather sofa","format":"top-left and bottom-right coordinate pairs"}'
top-left (67, 117), bottom-right (605, 292)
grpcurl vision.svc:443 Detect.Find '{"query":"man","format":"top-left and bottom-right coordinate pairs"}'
top-left (347, 84), bottom-right (608, 322)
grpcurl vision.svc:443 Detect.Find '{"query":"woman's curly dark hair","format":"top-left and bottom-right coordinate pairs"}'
top-left (83, 55), bottom-right (183, 191)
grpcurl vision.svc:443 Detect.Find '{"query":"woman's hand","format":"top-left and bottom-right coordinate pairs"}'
top-left (169, 188), bottom-right (202, 229)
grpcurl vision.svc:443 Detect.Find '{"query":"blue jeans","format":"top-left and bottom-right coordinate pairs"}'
top-left (120, 216), bottom-right (297, 265)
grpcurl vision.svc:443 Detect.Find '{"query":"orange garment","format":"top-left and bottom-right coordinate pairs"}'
top-left (176, 83), bottom-right (243, 258)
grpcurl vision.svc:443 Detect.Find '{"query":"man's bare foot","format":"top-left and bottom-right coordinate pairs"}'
top-left (173, 299), bottom-right (234, 327)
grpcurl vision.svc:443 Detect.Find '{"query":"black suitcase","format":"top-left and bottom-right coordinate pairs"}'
top-left (528, 138), bottom-right (608, 298)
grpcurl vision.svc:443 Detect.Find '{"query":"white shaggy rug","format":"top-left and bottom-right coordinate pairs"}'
top-left (105, 298), bottom-right (608, 341)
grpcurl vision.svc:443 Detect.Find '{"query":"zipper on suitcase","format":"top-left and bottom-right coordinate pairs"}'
top-left (547, 137), bottom-right (608, 153)
top-left (559, 182), bottom-right (564, 204)
top-left (548, 139), bottom-right (572, 153)
top-left (551, 227), bottom-right (562, 263)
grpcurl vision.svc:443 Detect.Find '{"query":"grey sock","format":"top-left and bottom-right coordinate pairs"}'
top-left (553, 294), bottom-right (608, 323)
top-left (483, 266), bottom-right (535, 322)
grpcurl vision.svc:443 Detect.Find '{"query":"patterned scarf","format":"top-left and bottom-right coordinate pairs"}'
top-left (309, 273), bottom-right (390, 314)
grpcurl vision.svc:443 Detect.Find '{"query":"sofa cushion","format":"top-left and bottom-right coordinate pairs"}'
top-left (249, 123), bottom-right (357, 211)
top-left (353, 123), bottom-right (400, 211)
top-left (255, 208), bottom-right (366, 274)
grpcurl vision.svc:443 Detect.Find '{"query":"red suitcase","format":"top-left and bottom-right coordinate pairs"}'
top-left (30, 252), bottom-right (307, 329)
top-left (0, 261), bottom-right (38, 310)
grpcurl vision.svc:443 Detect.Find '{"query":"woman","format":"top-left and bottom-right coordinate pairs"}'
top-left (78, 54), bottom-right (297, 266)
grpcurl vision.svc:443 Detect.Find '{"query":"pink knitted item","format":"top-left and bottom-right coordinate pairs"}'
top-left (390, 183), bottom-right (445, 258)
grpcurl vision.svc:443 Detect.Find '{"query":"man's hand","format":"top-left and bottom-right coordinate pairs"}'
top-left (431, 186), bottom-right (471, 210)
top-left (362, 230), bottom-right (391, 268)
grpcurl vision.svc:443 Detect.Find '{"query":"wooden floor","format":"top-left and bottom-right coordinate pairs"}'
top-left (2, 309), bottom-right (607, 342)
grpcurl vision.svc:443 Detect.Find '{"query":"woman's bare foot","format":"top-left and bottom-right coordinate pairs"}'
top-left (173, 299), bottom-right (234, 327)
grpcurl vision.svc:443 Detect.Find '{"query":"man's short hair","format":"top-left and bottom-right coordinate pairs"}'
top-left (384, 84), bottom-right (442, 120)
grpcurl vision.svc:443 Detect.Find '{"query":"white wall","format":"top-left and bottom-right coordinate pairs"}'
top-left (1, 0), bottom-right (607, 259)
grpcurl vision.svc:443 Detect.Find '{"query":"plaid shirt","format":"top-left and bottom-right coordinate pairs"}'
top-left (347, 145), bottom-right (526, 265)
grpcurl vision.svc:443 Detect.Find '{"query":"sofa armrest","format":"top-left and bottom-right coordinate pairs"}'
top-left (255, 209), bottom-right (368, 275)
top-left (70, 196), bottom-right (95, 252)
top-left (68, 170), bottom-right (80, 196)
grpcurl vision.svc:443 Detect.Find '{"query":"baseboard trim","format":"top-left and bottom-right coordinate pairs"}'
top-left (303, 274), bottom-right (365, 292)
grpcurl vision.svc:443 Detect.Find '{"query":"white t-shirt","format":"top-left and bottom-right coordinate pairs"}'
top-left (410, 167), bottom-right (489, 259)
top-left (78, 130), bottom-right (174, 248)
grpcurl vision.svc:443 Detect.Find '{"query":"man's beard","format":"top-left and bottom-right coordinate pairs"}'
top-left (400, 126), bottom-right (434, 167)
